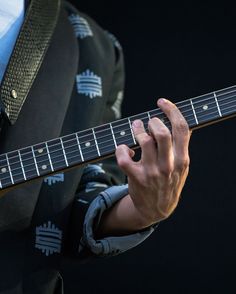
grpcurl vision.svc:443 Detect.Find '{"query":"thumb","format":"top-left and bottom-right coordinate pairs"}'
top-left (115, 144), bottom-right (136, 176)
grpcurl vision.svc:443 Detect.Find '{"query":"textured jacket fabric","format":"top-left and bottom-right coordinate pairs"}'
top-left (0, 2), bottom-right (156, 293)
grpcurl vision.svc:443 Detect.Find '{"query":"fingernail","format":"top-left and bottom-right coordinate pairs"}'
top-left (132, 119), bottom-right (142, 127)
top-left (158, 98), bottom-right (167, 105)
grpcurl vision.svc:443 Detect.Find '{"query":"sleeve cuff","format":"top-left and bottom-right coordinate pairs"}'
top-left (81, 184), bottom-right (158, 257)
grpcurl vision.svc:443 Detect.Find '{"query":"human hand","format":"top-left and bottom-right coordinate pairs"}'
top-left (116, 98), bottom-right (191, 227)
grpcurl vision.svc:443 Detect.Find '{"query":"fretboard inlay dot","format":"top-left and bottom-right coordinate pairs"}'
top-left (0, 84), bottom-right (235, 191)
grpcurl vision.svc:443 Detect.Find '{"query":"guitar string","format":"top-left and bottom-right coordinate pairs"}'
top-left (161, 86), bottom-right (236, 109)
top-left (174, 86), bottom-right (236, 108)
top-left (0, 102), bottom-right (236, 186)
top-left (1, 104), bottom-right (236, 186)
top-left (1, 90), bottom-right (236, 169)
top-left (0, 92), bottom-right (235, 175)
top-left (0, 85), bottom-right (236, 166)
top-left (134, 90), bottom-right (236, 118)
top-left (1, 86), bottom-right (236, 167)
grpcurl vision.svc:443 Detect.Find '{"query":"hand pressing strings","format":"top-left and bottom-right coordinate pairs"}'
top-left (115, 98), bottom-right (191, 226)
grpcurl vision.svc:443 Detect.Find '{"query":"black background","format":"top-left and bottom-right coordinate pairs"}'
top-left (63, 1), bottom-right (236, 293)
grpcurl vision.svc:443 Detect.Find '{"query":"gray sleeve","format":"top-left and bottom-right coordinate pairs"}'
top-left (80, 185), bottom-right (158, 257)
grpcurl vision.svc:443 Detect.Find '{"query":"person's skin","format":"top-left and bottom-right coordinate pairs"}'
top-left (97, 98), bottom-right (191, 237)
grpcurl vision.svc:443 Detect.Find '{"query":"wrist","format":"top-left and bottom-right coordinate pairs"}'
top-left (96, 194), bottom-right (156, 238)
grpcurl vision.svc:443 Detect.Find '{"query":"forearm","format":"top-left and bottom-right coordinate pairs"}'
top-left (96, 194), bottom-right (153, 238)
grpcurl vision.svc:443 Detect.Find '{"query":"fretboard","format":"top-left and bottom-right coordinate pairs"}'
top-left (0, 84), bottom-right (236, 190)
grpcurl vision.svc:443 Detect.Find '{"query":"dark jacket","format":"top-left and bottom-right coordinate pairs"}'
top-left (0, 1), bottom-right (124, 293)
top-left (0, 2), bottom-right (155, 293)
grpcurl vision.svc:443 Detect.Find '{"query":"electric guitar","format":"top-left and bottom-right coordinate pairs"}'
top-left (0, 85), bottom-right (235, 190)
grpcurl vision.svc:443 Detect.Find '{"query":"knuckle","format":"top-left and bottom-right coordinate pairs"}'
top-left (149, 117), bottom-right (159, 125)
top-left (154, 128), bottom-right (171, 142)
top-left (115, 144), bottom-right (125, 153)
top-left (170, 106), bottom-right (177, 115)
top-left (139, 135), bottom-right (153, 148)
top-left (117, 157), bottom-right (129, 169)
top-left (175, 119), bottom-right (189, 135)
top-left (176, 156), bottom-right (190, 171)
top-left (159, 163), bottom-right (174, 178)
top-left (168, 105), bottom-right (179, 118)
top-left (146, 168), bottom-right (158, 180)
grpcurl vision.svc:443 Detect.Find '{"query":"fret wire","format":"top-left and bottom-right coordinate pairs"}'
top-left (31, 146), bottom-right (40, 176)
top-left (0, 98), bottom-right (233, 175)
top-left (0, 179), bottom-right (2, 189)
top-left (2, 101), bottom-right (236, 185)
top-left (146, 95), bottom-right (236, 123)
top-left (176, 93), bottom-right (236, 114)
top-left (190, 99), bottom-right (199, 125)
top-left (147, 111), bottom-right (151, 120)
top-left (110, 123), bottom-right (117, 148)
top-left (213, 92), bottom-right (222, 117)
top-left (186, 102), bottom-right (236, 125)
top-left (0, 93), bottom-right (236, 186)
top-left (151, 96), bottom-right (236, 124)
top-left (5, 154), bottom-right (14, 184)
top-left (76, 133), bottom-right (84, 162)
top-left (45, 142), bottom-right (54, 172)
top-left (5, 87), bottom-right (236, 174)
top-left (3, 94), bottom-right (234, 172)
top-left (60, 138), bottom-right (69, 167)
top-left (0, 90), bottom-right (236, 173)
top-left (190, 93), bottom-right (219, 124)
top-left (18, 150), bottom-right (26, 180)
top-left (180, 93), bottom-right (233, 113)
top-left (0, 116), bottom-right (188, 184)
top-left (200, 86), bottom-right (236, 102)
top-left (94, 125), bottom-right (116, 157)
top-left (142, 99), bottom-right (236, 135)
top-left (92, 128), bottom-right (100, 156)
top-left (177, 85), bottom-right (236, 108)
top-left (128, 118), bottom-right (136, 145)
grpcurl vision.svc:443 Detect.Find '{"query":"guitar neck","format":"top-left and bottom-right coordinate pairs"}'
top-left (0, 85), bottom-right (236, 190)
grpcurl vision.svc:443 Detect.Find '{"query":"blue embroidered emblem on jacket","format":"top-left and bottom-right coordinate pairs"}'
top-left (35, 221), bottom-right (62, 256)
top-left (68, 14), bottom-right (93, 39)
top-left (76, 69), bottom-right (102, 99)
top-left (44, 173), bottom-right (64, 186)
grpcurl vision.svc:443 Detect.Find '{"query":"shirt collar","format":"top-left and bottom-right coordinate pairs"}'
top-left (0, 0), bottom-right (25, 38)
